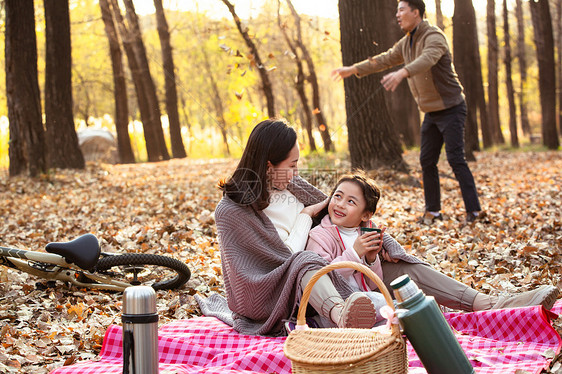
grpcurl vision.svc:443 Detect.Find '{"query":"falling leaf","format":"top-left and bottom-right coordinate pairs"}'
top-left (218, 44), bottom-right (231, 53)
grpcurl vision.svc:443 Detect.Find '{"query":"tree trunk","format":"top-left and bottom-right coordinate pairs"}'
top-left (110, 0), bottom-right (162, 162)
top-left (206, 68), bottom-right (231, 156)
top-left (382, 0), bottom-right (420, 147)
top-left (123, 0), bottom-right (170, 160)
top-left (338, 0), bottom-right (408, 172)
top-left (453, 0), bottom-right (489, 160)
top-left (178, 93), bottom-right (192, 154)
top-left (153, 0), bottom-right (186, 159)
top-left (503, 0), bottom-right (519, 147)
top-left (73, 71), bottom-right (92, 126)
top-left (486, 0), bottom-right (503, 146)
top-left (515, 0), bottom-right (532, 136)
top-left (557, 0), bottom-right (562, 135)
top-left (44, 0), bottom-right (85, 169)
top-left (286, 0), bottom-right (333, 151)
top-left (296, 65), bottom-right (318, 153)
top-left (435, 0), bottom-right (445, 30)
top-left (195, 24), bottom-right (231, 156)
top-left (276, 1), bottom-right (317, 152)
top-left (390, 87), bottom-right (421, 147)
top-left (529, 0), bottom-right (559, 149)
top-left (5, 0), bottom-right (46, 177)
top-left (221, 0), bottom-right (276, 118)
top-left (99, 0), bottom-right (135, 164)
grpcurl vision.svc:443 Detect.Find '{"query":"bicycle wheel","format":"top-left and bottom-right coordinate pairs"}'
top-left (96, 253), bottom-right (191, 290)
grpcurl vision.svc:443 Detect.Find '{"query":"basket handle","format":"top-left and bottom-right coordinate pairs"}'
top-left (298, 261), bottom-right (400, 335)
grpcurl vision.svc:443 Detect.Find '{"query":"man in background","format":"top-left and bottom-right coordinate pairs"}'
top-left (332, 0), bottom-right (484, 225)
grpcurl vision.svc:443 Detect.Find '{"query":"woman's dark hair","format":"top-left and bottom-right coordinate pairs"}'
top-left (401, 0), bottom-right (425, 18)
top-left (218, 118), bottom-right (297, 210)
top-left (314, 170), bottom-right (381, 226)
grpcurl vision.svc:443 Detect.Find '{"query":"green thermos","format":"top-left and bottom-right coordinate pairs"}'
top-left (390, 274), bottom-right (474, 374)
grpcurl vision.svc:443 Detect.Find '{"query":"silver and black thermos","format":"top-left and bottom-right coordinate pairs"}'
top-left (122, 286), bottom-right (159, 374)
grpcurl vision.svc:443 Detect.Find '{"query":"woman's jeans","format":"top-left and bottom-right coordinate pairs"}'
top-left (420, 101), bottom-right (481, 213)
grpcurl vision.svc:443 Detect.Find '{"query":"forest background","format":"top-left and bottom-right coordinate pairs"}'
top-left (0, 0), bottom-right (561, 171)
top-left (0, 0), bottom-right (562, 374)
top-left (0, 0), bottom-right (562, 372)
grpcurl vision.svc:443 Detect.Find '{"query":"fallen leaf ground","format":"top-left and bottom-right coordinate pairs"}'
top-left (0, 150), bottom-right (560, 373)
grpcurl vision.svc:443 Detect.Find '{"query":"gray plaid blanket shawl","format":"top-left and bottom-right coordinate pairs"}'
top-left (198, 176), bottom-right (353, 336)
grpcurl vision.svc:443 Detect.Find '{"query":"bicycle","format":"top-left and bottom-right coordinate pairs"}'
top-left (0, 233), bottom-right (191, 291)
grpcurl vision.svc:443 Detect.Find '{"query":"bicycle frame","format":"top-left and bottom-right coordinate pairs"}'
top-left (0, 246), bottom-right (131, 291)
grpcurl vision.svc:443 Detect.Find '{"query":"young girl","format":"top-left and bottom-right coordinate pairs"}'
top-left (306, 171), bottom-right (559, 321)
top-left (306, 172), bottom-right (423, 322)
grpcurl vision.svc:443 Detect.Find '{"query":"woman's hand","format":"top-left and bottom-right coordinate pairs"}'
top-left (301, 198), bottom-right (329, 217)
top-left (355, 226), bottom-right (386, 260)
top-left (379, 248), bottom-right (399, 263)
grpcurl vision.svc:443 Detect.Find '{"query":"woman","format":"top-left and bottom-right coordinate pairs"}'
top-left (214, 118), bottom-right (377, 336)
top-left (210, 118), bottom-right (558, 336)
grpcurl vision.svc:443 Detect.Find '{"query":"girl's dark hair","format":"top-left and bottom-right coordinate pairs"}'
top-left (314, 170), bottom-right (381, 226)
top-left (218, 118), bottom-right (297, 210)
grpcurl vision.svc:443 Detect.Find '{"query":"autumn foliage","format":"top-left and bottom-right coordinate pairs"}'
top-left (0, 150), bottom-right (560, 372)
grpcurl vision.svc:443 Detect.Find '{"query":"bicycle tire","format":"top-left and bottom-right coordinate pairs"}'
top-left (96, 253), bottom-right (191, 290)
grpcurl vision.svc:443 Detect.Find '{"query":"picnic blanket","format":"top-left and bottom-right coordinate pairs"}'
top-left (50, 300), bottom-right (562, 374)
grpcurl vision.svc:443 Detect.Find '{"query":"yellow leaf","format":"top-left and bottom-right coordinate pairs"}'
top-left (67, 303), bottom-right (86, 319)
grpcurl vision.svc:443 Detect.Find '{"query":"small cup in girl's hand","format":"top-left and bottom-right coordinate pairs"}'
top-left (360, 227), bottom-right (382, 234)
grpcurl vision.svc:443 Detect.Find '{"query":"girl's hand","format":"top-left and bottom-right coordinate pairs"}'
top-left (354, 226), bottom-right (386, 259)
top-left (301, 198), bottom-right (328, 217)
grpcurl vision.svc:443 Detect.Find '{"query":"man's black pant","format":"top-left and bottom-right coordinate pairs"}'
top-left (419, 101), bottom-right (481, 213)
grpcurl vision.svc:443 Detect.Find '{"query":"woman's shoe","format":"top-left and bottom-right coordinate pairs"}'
top-left (492, 285), bottom-right (559, 310)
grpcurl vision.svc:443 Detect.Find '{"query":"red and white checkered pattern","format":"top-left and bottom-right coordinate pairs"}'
top-left (50, 300), bottom-right (562, 374)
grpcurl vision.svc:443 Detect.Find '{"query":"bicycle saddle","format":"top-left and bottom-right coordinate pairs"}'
top-left (45, 233), bottom-right (101, 271)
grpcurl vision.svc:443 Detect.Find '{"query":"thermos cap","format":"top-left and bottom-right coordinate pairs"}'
top-left (390, 274), bottom-right (411, 289)
top-left (390, 274), bottom-right (420, 303)
top-left (123, 286), bottom-right (157, 315)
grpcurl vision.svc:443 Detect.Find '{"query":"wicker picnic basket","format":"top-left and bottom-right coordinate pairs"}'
top-left (284, 261), bottom-right (408, 374)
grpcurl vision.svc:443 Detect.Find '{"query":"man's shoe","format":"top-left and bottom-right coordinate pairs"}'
top-left (492, 285), bottom-right (559, 310)
top-left (466, 211), bottom-right (488, 224)
top-left (337, 292), bottom-right (377, 328)
top-left (420, 211), bottom-right (443, 225)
